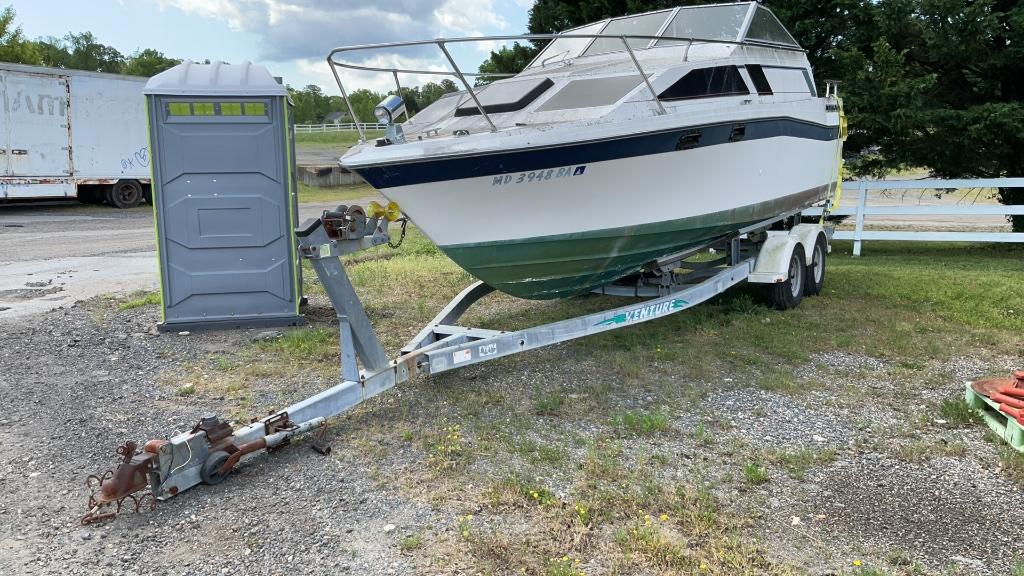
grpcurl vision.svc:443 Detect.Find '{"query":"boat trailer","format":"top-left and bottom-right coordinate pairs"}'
top-left (82, 204), bottom-right (831, 524)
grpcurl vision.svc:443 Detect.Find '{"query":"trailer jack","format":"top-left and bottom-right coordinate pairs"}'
top-left (83, 204), bottom-right (828, 524)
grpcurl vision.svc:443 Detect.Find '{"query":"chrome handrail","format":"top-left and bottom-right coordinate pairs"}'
top-left (326, 33), bottom-right (804, 141)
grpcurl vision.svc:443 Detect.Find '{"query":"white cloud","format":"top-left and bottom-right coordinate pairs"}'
top-left (153, 0), bottom-right (522, 93)
top-left (433, 0), bottom-right (507, 36)
top-left (154, 0), bottom-right (448, 61)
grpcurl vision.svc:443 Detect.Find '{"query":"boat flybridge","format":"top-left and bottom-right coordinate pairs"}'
top-left (331, 1), bottom-right (846, 301)
top-left (81, 5), bottom-right (851, 521)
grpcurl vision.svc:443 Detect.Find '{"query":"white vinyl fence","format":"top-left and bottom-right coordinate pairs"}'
top-left (803, 178), bottom-right (1024, 256)
top-left (295, 123), bottom-right (387, 133)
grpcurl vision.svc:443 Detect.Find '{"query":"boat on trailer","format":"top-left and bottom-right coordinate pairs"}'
top-left (332, 2), bottom-right (845, 300)
top-left (81, 3), bottom-right (851, 522)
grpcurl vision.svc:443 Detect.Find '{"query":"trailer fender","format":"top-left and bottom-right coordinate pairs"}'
top-left (748, 224), bottom-right (827, 284)
top-left (748, 233), bottom-right (801, 284)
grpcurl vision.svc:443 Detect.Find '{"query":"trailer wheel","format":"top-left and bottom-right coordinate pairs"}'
top-left (200, 450), bottom-right (232, 485)
top-left (106, 179), bottom-right (143, 209)
top-left (804, 233), bottom-right (827, 296)
top-left (766, 244), bottom-right (805, 310)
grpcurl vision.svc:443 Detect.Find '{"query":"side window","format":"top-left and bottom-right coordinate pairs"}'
top-left (746, 64), bottom-right (773, 95)
top-left (658, 66), bottom-right (750, 101)
top-left (164, 100), bottom-right (271, 120)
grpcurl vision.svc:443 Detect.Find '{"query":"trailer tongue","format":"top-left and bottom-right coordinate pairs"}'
top-left (81, 202), bottom-right (830, 525)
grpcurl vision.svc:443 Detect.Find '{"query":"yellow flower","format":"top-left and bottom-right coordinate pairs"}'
top-left (659, 514), bottom-right (669, 522)
top-left (465, 514), bottom-right (472, 520)
top-left (852, 560), bottom-right (862, 567)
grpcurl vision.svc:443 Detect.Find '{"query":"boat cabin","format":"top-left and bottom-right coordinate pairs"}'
top-left (400, 2), bottom-right (816, 139)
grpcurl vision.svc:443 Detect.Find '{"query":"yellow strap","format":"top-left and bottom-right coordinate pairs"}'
top-left (822, 95), bottom-right (848, 224)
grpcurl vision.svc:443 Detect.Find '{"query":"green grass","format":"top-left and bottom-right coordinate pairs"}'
top-left (938, 395), bottom-right (980, 425)
top-left (765, 447), bottom-right (837, 480)
top-left (743, 461), bottom-right (770, 485)
top-left (297, 182), bottom-right (380, 204)
top-left (294, 130), bottom-right (384, 147)
top-left (611, 409), bottom-right (669, 436)
top-left (118, 290), bottom-right (160, 310)
top-left (399, 533), bottom-right (423, 552)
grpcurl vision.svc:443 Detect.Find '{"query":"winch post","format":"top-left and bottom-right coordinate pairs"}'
top-left (296, 222), bottom-right (390, 373)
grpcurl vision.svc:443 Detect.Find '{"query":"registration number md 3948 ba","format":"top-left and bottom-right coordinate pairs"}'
top-left (491, 165), bottom-right (587, 186)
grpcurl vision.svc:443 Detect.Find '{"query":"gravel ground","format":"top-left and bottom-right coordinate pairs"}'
top-left (0, 303), bottom-right (446, 576)
top-left (1, 297), bottom-right (1022, 575)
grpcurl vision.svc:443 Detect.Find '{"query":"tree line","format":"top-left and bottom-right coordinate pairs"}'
top-left (0, 6), bottom-right (459, 125)
top-left (289, 80), bottom-right (459, 125)
top-left (0, 7), bottom-right (179, 76)
top-left (478, 0), bottom-right (1024, 229)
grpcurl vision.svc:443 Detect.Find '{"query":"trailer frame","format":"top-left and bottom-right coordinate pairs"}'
top-left (82, 205), bottom-right (829, 523)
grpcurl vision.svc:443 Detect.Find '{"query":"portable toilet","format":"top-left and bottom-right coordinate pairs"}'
top-left (144, 61), bottom-right (303, 330)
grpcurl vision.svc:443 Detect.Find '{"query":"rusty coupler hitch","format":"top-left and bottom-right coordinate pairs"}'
top-left (81, 413), bottom-right (326, 524)
top-left (81, 440), bottom-right (163, 525)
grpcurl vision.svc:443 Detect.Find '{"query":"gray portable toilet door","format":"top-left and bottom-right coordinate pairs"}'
top-left (153, 97), bottom-right (298, 324)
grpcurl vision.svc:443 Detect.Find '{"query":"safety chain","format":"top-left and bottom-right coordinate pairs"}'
top-left (388, 218), bottom-right (408, 249)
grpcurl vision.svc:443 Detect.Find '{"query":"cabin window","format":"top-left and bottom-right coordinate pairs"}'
top-left (658, 66), bottom-right (749, 101)
top-left (745, 6), bottom-right (799, 47)
top-left (762, 67), bottom-right (814, 95)
top-left (454, 77), bottom-right (554, 117)
top-left (745, 65), bottom-right (772, 95)
top-left (536, 75), bottom-right (643, 112)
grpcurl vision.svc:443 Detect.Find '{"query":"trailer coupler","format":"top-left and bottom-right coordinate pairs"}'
top-left (81, 413), bottom-right (327, 525)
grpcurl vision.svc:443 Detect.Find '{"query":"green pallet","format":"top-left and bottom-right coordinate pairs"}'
top-left (965, 382), bottom-right (1024, 453)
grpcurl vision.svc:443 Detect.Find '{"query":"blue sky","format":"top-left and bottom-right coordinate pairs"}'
top-left (10, 0), bottom-right (532, 93)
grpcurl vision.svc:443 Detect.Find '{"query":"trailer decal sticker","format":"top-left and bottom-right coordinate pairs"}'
top-left (595, 298), bottom-right (688, 326)
top-left (452, 349), bottom-right (473, 364)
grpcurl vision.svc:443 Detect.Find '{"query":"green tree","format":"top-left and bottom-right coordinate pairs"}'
top-left (477, 42), bottom-right (538, 85)
top-left (0, 5), bottom-right (40, 64)
top-left (123, 48), bottom-right (180, 77)
top-left (289, 84), bottom-right (334, 124)
top-left (36, 36), bottom-right (71, 68)
top-left (64, 32), bottom-right (124, 72)
top-left (343, 88), bottom-right (387, 123)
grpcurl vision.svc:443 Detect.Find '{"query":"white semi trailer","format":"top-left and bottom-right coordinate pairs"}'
top-left (0, 63), bottom-right (151, 208)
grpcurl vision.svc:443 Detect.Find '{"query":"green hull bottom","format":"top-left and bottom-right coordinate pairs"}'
top-left (440, 189), bottom-right (824, 300)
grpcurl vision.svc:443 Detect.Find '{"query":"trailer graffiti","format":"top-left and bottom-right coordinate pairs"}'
top-left (120, 147), bottom-right (150, 171)
top-left (8, 92), bottom-right (67, 117)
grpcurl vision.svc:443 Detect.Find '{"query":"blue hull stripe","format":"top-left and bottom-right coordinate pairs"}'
top-left (350, 116), bottom-right (838, 189)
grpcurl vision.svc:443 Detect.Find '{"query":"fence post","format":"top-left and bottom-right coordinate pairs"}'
top-left (853, 180), bottom-right (867, 257)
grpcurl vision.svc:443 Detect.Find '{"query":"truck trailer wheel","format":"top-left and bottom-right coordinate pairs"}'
top-left (765, 244), bottom-right (805, 310)
top-left (804, 233), bottom-right (827, 296)
top-left (107, 179), bottom-right (143, 208)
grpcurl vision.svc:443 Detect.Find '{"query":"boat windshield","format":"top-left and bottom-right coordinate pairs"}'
top-left (583, 10), bottom-right (673, 56)
top-left (656, 4), bottom-right (751, 45)
top-left (528, 3), bottom-right (798, 68)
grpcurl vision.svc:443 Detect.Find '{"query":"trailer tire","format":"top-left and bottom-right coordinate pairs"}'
top-left (107, 179), bottom-right (143, 209)
top-left (765, 243), bottom-right (805, 310)
top-left (804, 233), bottom-right (827, 296)
top-left (200, 450), bottom-right (232, 485)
